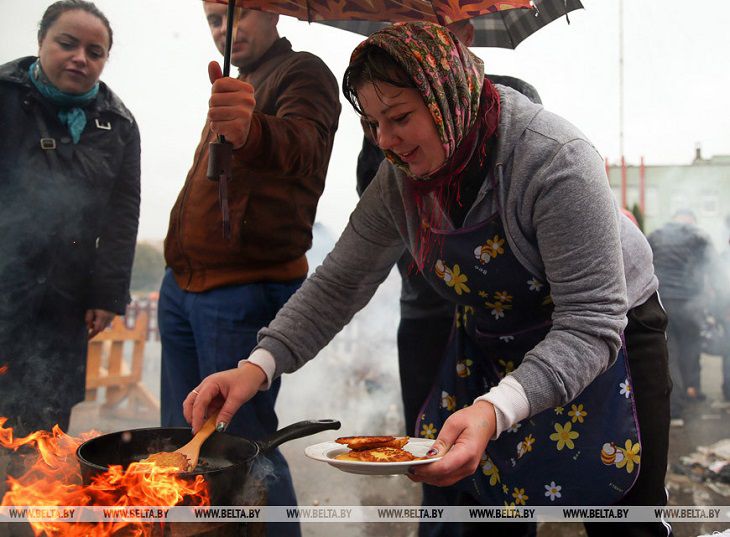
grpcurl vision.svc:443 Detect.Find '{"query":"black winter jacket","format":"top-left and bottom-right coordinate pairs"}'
top-left (0, 57), bottom-right (140, 314)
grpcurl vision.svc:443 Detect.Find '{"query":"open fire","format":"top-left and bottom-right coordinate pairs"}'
top-left (0, 417), bottom-right (210, 536)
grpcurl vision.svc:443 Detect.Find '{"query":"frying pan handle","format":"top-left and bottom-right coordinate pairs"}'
top-left (258, 419), bottom-right (341, 453)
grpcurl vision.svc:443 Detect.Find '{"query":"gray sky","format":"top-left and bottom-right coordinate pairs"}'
top-left (2, 0), bottom-right (728, 240)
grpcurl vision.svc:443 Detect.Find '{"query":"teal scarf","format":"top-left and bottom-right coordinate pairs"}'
top-left (28, 59), bottom-right (99, 144)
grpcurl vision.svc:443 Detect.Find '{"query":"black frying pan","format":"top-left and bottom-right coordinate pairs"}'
top-left (76, 419), bottom-right (340, 505)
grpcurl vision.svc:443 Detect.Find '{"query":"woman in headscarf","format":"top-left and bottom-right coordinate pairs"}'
top-left (185, 22), bottom-right (670, 536)
top-left (0, 0), bottom-right (140, 436)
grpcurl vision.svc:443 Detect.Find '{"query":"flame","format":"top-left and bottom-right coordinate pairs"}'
top-left (1, 417), bottom-right (210, 536)
top-left (0, 364), bottom-right (8, 375)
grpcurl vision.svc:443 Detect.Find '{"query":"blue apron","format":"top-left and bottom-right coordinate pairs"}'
top-left (415, 207), bottom-right (641, 506)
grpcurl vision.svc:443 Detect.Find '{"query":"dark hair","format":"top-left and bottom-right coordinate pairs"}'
top-left (342, 45), bottom-right (415, 115)
top-left (38, 0), bottom-right (113, 51)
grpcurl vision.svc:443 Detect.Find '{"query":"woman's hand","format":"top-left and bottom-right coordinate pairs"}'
top-left (85, 309), bottom-right (115, 339)
top-left (183, 362), bottom-right (267, 433)
top-left (408, 400), bottom-right (496, 487)
top-left (207, 61), bottom-right (256, 149)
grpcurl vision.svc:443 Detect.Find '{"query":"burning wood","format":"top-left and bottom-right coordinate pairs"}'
top-left (0, 417), bottom-right (210, 536)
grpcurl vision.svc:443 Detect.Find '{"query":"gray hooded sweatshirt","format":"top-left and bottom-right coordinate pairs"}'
top-left (256, 86), bottom-right (658, 416)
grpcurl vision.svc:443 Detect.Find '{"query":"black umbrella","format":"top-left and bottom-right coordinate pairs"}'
top-left (319, 0), bottom-right (583, 48)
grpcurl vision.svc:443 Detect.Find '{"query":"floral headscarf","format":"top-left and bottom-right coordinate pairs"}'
top-left (350, 21), bottom-right (485, 176)
top-left (350, 21), bottom-right (501, 268)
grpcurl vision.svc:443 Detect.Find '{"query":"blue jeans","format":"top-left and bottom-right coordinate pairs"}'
top-left (159, 269), bottom-right (303, 537)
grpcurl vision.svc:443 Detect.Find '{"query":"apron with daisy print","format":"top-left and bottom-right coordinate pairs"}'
top-left (415, 209), bottom-right (641, 506)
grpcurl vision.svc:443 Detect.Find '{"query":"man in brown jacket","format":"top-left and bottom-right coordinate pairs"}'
top-left (159, 5), bottom-right (340, 534)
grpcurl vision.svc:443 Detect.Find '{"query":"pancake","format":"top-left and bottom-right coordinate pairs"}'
top-left (140, 451), bottom-right (190, 471)
top-left (335, 435), bottom-right (409, 451)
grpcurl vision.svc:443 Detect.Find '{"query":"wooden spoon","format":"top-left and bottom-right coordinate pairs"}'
top-left (141, 414), bottom-right (218, 472)
top-left (174, 414), bottom-right (218, 471)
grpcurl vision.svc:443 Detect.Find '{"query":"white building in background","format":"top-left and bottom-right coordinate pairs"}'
top-left (607, 148), bottom-right (730, 249)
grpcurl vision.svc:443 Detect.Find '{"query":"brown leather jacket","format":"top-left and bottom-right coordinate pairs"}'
top-left (164, 38), bottom-right (340, 291)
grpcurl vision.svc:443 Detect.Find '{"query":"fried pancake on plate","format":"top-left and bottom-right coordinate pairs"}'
top-left (335, 435), bottom-right (409, 451)
top-left (335, 436), bottom-right (394, 450)
top-left (386, 437), bottom-right (409, 449)
top-left (355, 447), bottom-right (417, 463)
top-left (333, 444), bottom-right (426, 463)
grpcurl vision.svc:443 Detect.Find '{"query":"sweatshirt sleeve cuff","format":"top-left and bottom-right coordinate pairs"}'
top-left (473, 375), bottom-right (531, 439)
top-left (239, 347), bottom-right (276, 390)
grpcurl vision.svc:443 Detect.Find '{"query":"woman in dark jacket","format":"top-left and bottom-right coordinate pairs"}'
top-left (0, 0), bottom-right (140, 436)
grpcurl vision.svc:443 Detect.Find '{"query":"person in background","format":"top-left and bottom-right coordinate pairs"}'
top-left (0, 0), bottom-right (140, 437)
top-left (158, 3), bottom-right (340, 534)
top-left (354, 19), bottom-right (543, 537)
top-left (187, 22), bottom-right (671, 537)
top-left (648, 209), bottom-right (716, 426)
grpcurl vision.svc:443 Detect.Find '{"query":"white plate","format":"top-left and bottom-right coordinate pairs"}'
top-left (304, 438), bottom-right (442, 475)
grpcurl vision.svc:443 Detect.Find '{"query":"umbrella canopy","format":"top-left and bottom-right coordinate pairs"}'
top-left (320, 0), bottom-right (584, 48)
top-left (204, 0), bottom-right (533, 28)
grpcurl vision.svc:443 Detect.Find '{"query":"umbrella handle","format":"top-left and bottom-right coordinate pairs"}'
top-left (221, 0), bottom-right (241, 148)
top-left (223, 0), bottom-right (238, 77)
top-left (207, 138), bottom-right (232, 181)
top-left (207, 138), bottom-right (233, 239)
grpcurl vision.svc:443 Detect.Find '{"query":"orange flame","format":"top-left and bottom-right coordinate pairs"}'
top-left (0, 364), bottom-right (8, 375)
top-left (1, 417), bottom-right (210, 536)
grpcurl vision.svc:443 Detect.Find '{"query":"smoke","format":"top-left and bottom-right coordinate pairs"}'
top-left (276, 267), bottom-right (404, 436)
top-left (236, 455), bottom-right (272, 506)
top-left (0, 155), bottom-right (106, 437)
